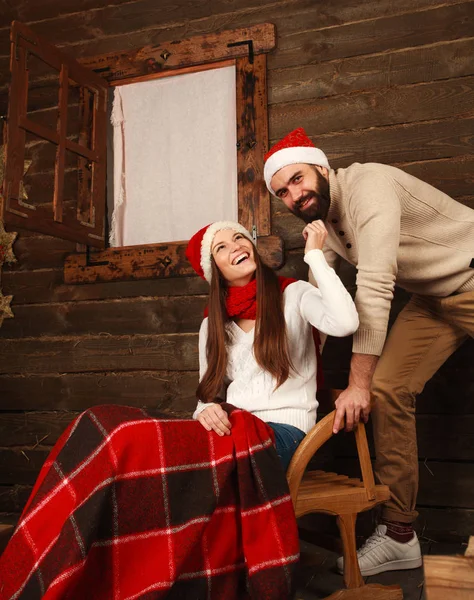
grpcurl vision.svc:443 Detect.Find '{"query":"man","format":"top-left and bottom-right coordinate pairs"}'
top-left (263, 127), bottom-right (474, 575)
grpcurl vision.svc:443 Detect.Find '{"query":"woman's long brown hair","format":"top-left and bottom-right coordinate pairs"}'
top-left (196, 246), bottom-right (294, 403)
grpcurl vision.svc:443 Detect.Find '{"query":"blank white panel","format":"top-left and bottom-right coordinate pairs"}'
top-left (110, 65), bottom-right (238, 246)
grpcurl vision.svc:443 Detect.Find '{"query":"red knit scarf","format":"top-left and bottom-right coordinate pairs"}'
top-left (205, 276), bottom-right (324, 388)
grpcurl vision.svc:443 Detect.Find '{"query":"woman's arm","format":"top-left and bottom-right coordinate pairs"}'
top-left (193, 319), bottom-right (232, 435)
top-left (299, 249), bottom-right (359, 336)
top-left (192, 319), bottom-right (216, 418)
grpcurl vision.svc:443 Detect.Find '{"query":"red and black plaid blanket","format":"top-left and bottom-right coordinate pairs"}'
top-left (0, 404), bottom-right (299, 599)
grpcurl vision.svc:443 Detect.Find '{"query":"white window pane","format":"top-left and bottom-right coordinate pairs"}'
top-left (110, 65), bottom-right (237, 247)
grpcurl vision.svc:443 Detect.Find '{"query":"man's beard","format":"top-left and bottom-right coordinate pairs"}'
top-left (289, 170), bottom-right (331, 223)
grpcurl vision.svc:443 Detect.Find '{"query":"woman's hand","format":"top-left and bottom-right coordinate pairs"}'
top-left (303, 220), bottom-right (328, 254)
top-left (197, 405), bottom-right (232, 436)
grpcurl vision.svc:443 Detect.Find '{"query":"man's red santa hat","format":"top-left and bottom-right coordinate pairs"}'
top-left (263, 127), bottom-right (330, 194)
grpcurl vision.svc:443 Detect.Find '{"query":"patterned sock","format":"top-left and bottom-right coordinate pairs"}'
top-left (382, 519), bottom-right (415, 543)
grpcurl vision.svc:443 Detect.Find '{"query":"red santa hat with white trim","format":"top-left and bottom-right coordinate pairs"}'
top-left (263, 127), bottom-right (330, 195)
top-left (186, 221), bottom-right (253, 283)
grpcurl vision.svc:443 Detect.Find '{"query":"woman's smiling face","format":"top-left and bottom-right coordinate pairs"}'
top-left (211, 229), bottom-right (256, 287)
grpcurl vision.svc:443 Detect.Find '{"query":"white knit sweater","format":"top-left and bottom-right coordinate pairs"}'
top-left (193, 249), bottom-right (359, 433)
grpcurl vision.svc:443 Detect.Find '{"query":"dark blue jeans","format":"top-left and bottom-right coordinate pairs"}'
top-left (267, 422), bottom-right (306, 472)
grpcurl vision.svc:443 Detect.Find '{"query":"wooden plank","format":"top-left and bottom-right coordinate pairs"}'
top-left (0, 412), bottom-right (77, 448)
top-left (270, 76), bottom-right (474, 139)
top-left (0, 0), bottom-right (470, 96)
top-left (1, 40), bottom-right (28, 224)
top-left (0, 295), bottom-right (207, 337)
top-left (275, 117), bottom-right (474, 170)
top-left (63, 235), bottom-right (284, 284)
top-left (272, 200), bottom-right (307, 250)
top-left (330, 416), bottom-right (474, 462)
top-left (0, 485), bottom-right (32, 514)
top-left (417, 462), bottom-right (474, 508)
top-left (0, 0), bottom-right (465, 59)
top-left (1, 268), bottom-right (209, 304)
top-left (12, 22), bottom-right (109, 89)
top-left (109, 57), bottom-right (236, 87)
top-left (300, 506), bottom-right (474, 546)
top-left (2, 23), bottom-right (108, 248)
top-left (0, 5), bottom-right (277, 58)
top-left (53, 64), bottom-right (68, 222)
top-left (269, 37), bottom-right (474, 105)
top-left (26, 113), bottom-right (474, 184)
top-left (400, 156), bottom-right (474, 199)
top-left (0, 0), bottom-right (146, 29)
top-left (0, 371), bottom-right (198, 411)
top-left (0, 333), bottom-right (199, 374)
top-left (5, 233), bottom-right (76, 270)
top-left (276, 249), bottom-right (309, 281)
top-left (79, 23), bottom-right (275, 83)
top-left (365, 568), bottom-right (424, 600)
top-left (269, 1), bottom-right (474, 70)
top-left (3, 387), bottom-right (473, 456)
top-left (0, 448), bottom-right (50, 485)
top-left (333, 459), bottom-right (474, 509)
top-left (236, 53), bottom-right (270, 236)
top-left (424, 554), bottom-right (474, 600)
top-left (417, 507), bottom-right (474, 543)
top-left (0, 406), bottom-right (197, 447)
top-left (15, 168), bottom-right (92, 210)
top-left (21, 136), bottom-right (83, 177)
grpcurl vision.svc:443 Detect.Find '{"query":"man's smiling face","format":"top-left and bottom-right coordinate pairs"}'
top-left (271, 163), bottom-right (331, 223)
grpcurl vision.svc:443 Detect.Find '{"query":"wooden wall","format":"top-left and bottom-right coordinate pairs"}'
top-left (0, 0), bottom-right (473, 540)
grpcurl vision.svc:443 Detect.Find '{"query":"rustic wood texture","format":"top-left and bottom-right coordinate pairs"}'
top-left (287, 393), bottom-right (395, 595)
top-left (324, 587), bottom-right (403, 600)
top-left (80, 23), bottom-right (276, 83)
top-left (424, 554), bottom-right (474, 600)
top-left (2, 24), bottom-right (276, 256)
top-left (0, 372), bottom-right (198, 411)
top-left (0, 0), bottom-right (473, 540)
top-left (63, 236), bottom-right (284, 284)
top-left (2, 22), bottom-right (108, 247)
top-left (0, 334), bottom-right (199, 374)
top-left (0, 296), bottom-right (207, 337)
top-left (236, 53), bottom-right (270, 236)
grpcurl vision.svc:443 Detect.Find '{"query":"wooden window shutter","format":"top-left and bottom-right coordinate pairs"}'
top-left (1, 21), bottom-right (108, 248)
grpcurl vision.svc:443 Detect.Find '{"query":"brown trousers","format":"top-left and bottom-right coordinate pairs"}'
top-left (371, 289), bottom-right (474, 523)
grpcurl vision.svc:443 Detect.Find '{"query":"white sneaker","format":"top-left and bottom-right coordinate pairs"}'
top-left (336, 524), bottom-right (422, 576)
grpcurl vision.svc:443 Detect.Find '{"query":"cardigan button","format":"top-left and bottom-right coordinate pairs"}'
top-left (338, 230), bottom-right (345, 236)
top-left (346, 243), bottom-right (352, 249)
top-left (331, 218), bottom-right (338, 224)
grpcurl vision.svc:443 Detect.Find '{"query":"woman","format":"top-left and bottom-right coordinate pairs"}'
top-left (0, 220), bottom-right (357, 600)
top-left (185, 219), bottom-right (359, 470)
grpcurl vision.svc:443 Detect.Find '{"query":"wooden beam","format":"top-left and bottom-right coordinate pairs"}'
top-left (236, 54), bottom-right (270, 236)
top-left (0, 333), bottom-right (200, 374)
top-left (424, 554), bottom-right (474, 600)
top-left (80, 23), bottom-right (276, 83)
top-left (0, 371), bottom-right (198, 411)
top-left (63, 235), bottom-right (283, 284)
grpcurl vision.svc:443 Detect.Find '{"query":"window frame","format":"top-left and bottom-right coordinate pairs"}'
top-left (1, 22), bottom-right (282, 283)
top-left (1, 20), bottom-right (109, 247)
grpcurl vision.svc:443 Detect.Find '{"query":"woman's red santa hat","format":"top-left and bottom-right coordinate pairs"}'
top-left (264, 127), bottom-right (330, 195)
top-left (185, 221), bottom-right (253, 283)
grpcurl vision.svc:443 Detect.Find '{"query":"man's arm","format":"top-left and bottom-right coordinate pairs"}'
top-left (333, 171), bottom-right (402, 431)
top-left (333, 353), bottom-right (378, 433)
